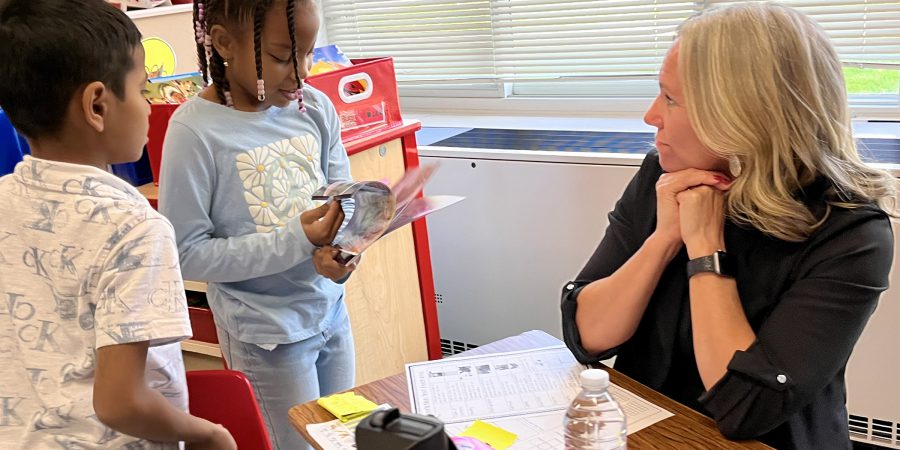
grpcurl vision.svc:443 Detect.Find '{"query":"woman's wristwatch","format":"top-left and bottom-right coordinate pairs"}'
top-left (686, 250), bottom-right (736, 278)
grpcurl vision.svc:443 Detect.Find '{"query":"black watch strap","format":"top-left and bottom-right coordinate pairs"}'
top-left (686, 250), bottom-right (735, 278)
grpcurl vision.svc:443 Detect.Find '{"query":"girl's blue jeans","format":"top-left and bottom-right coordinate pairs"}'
top-left (216, 300), bottom-right (355, 450)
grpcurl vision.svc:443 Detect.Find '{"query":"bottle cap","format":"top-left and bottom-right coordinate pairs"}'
top-left (580, 368), bottom-right (610, 390)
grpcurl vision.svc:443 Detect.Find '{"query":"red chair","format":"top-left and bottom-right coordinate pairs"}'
top-left (187, 370), bottom-right (273, 450)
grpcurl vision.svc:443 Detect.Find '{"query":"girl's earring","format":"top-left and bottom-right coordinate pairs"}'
top-left (729, 155), bottom-right (743, 178)
top-left (223, 60), bottom-right (230, 68)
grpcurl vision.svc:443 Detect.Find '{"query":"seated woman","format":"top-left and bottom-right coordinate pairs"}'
top-left (561, 3), bottom-right (896, 449)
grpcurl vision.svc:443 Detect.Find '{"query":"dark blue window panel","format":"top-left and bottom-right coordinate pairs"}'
top-left (426, 128), bottom-right (900, 164)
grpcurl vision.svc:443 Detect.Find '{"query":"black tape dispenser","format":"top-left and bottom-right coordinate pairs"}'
top-left (355, 408), bottom-right (457, 450)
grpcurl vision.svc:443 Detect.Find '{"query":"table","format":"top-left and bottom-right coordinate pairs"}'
top-left (289, 330), bottom-right (772, 449)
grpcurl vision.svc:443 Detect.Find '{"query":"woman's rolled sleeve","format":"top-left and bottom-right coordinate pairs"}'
top-left (561, 152), bottom-right (661, 364)
top-left (562, 282), bottom-right (623, 363)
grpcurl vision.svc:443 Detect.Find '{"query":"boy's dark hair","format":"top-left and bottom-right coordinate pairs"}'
top-left (0, 0), bottom-right (142, 139)
top-left (194, 0), bottom-right (308, 106)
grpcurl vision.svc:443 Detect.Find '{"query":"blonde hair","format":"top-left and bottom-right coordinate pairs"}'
top-left (677, 2), bottom-right (896, 242)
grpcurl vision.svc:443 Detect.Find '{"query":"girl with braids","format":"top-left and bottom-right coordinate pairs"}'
top-left (158, 1), bottom-right (357, 448)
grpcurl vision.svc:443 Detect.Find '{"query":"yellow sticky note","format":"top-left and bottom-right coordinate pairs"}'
top-left (316, 392), bottom-right (379, 422)
top-left (459, 420), bottom-right (518, 450)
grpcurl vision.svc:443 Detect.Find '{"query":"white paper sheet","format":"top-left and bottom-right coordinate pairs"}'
top-left (307, 419), bottom-right (357, 450)
top-left (444, 411), bottom-right (566, 449)
top-left (406, 346), bottom-right (584, 423)
top-left (441, 385), bottom-right (674, 449)
top-left (407, 346), bottom-right (674, 448)
top-left (311, 347), bottom-right (674, 450)
top-left (307, 405), bottom-right (391, 450)
top-left (607, 384), bottom-right (674, 434)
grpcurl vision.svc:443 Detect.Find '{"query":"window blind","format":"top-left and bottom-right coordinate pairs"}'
top-left (322, 0), bottom-right (499, 87)
top-left (321, 0), bottom-right (899, 89)
top-left (711, 0), bottom-right (900, 64)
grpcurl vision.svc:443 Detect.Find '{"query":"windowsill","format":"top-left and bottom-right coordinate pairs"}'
top-left (401, 95), bottom-right (900, 124)
top-left (406, 111), bottom-right (900, 140)
top-left (409, 111), bottom-right (900, 175)
top-left (402, 96), bottom-right (655, 119)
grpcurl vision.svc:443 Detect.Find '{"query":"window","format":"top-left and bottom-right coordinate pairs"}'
top-left (712, 1), bottom-right (900, 108)
top-left (321, 0), bottom-right (899, 108)
top-left (322, 0), bottom-right (503, 97)
top-left (844, 63), bottom-right (900, 106)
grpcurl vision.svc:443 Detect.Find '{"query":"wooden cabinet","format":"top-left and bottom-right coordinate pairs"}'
top-left (344, 137), bottom-right (429, 384)
top-left (181, 340), bottom-right (224, 371)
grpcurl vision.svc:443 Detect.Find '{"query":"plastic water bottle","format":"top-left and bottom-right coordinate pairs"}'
top-left (564, 369), bottom-right (627, 449)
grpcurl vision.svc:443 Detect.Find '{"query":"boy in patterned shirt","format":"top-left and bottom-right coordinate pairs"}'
top-left (0, 1), bottom-right (235, 448)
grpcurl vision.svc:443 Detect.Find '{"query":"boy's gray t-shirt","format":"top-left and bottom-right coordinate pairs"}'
top-left (0, 157), bottom-right (192, 449)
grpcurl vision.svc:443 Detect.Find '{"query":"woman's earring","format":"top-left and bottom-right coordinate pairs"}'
top-left (223, 60), bottom-right (230, 68)
top-left (729, 155), bottom-right (743, 178)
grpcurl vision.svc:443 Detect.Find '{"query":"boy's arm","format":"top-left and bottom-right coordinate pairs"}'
top-left (92, 217), bottom-right (234, 449)
top-left (93, 342), bottom-right (233, 448)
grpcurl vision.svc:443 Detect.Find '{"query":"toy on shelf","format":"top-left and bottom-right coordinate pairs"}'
top-left (144, 73), bottom-right (204, 105)
top-left (123, 0), bottom-right (170, 8)
top-left (310, 45), bottom-right (353, 76)
top-left (144, 73), bottom-right (202, 185)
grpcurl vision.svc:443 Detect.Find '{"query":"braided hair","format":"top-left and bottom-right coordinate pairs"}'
top-left (192, 0), bottom-right (208, 85)
top-left (286, 0), bottom-right (305, 112)
top-left (253, 3), bottom-right (266, 102)
top-left (192, 0), bottom-right (310, 111)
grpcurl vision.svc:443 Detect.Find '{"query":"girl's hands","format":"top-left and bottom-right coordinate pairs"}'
top-left (313, 245), bottom-right (357, 281)
top-left (301, 202), bottom-right (344, 246)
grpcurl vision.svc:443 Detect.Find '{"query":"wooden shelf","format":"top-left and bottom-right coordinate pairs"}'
top-left (184, 280), bottom-right (207, 293)
top-left (137, 182), bottom-right (158, 200)
top-left (181, 339), bottom-right (224, 371)
top-left (181, 339), bottom-right (221, 357)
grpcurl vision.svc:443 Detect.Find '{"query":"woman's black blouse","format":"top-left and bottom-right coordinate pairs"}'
top-left (562, 151), bottom-right (893, 449)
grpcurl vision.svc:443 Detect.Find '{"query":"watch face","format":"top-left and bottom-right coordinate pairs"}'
top-left (711, 251), bottom-right (724, 273)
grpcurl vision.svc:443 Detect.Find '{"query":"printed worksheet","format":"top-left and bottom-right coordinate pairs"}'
top-left (444, 411), bottom-right (566, 449)
top-left (407, 345), bottom-right (674, 448)
top-left (607, 384), bottom-right (674, 434)
top-left (406, 346), bottom-right (583, 423)
top-left (442, 384), bottom-right (675, 450)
